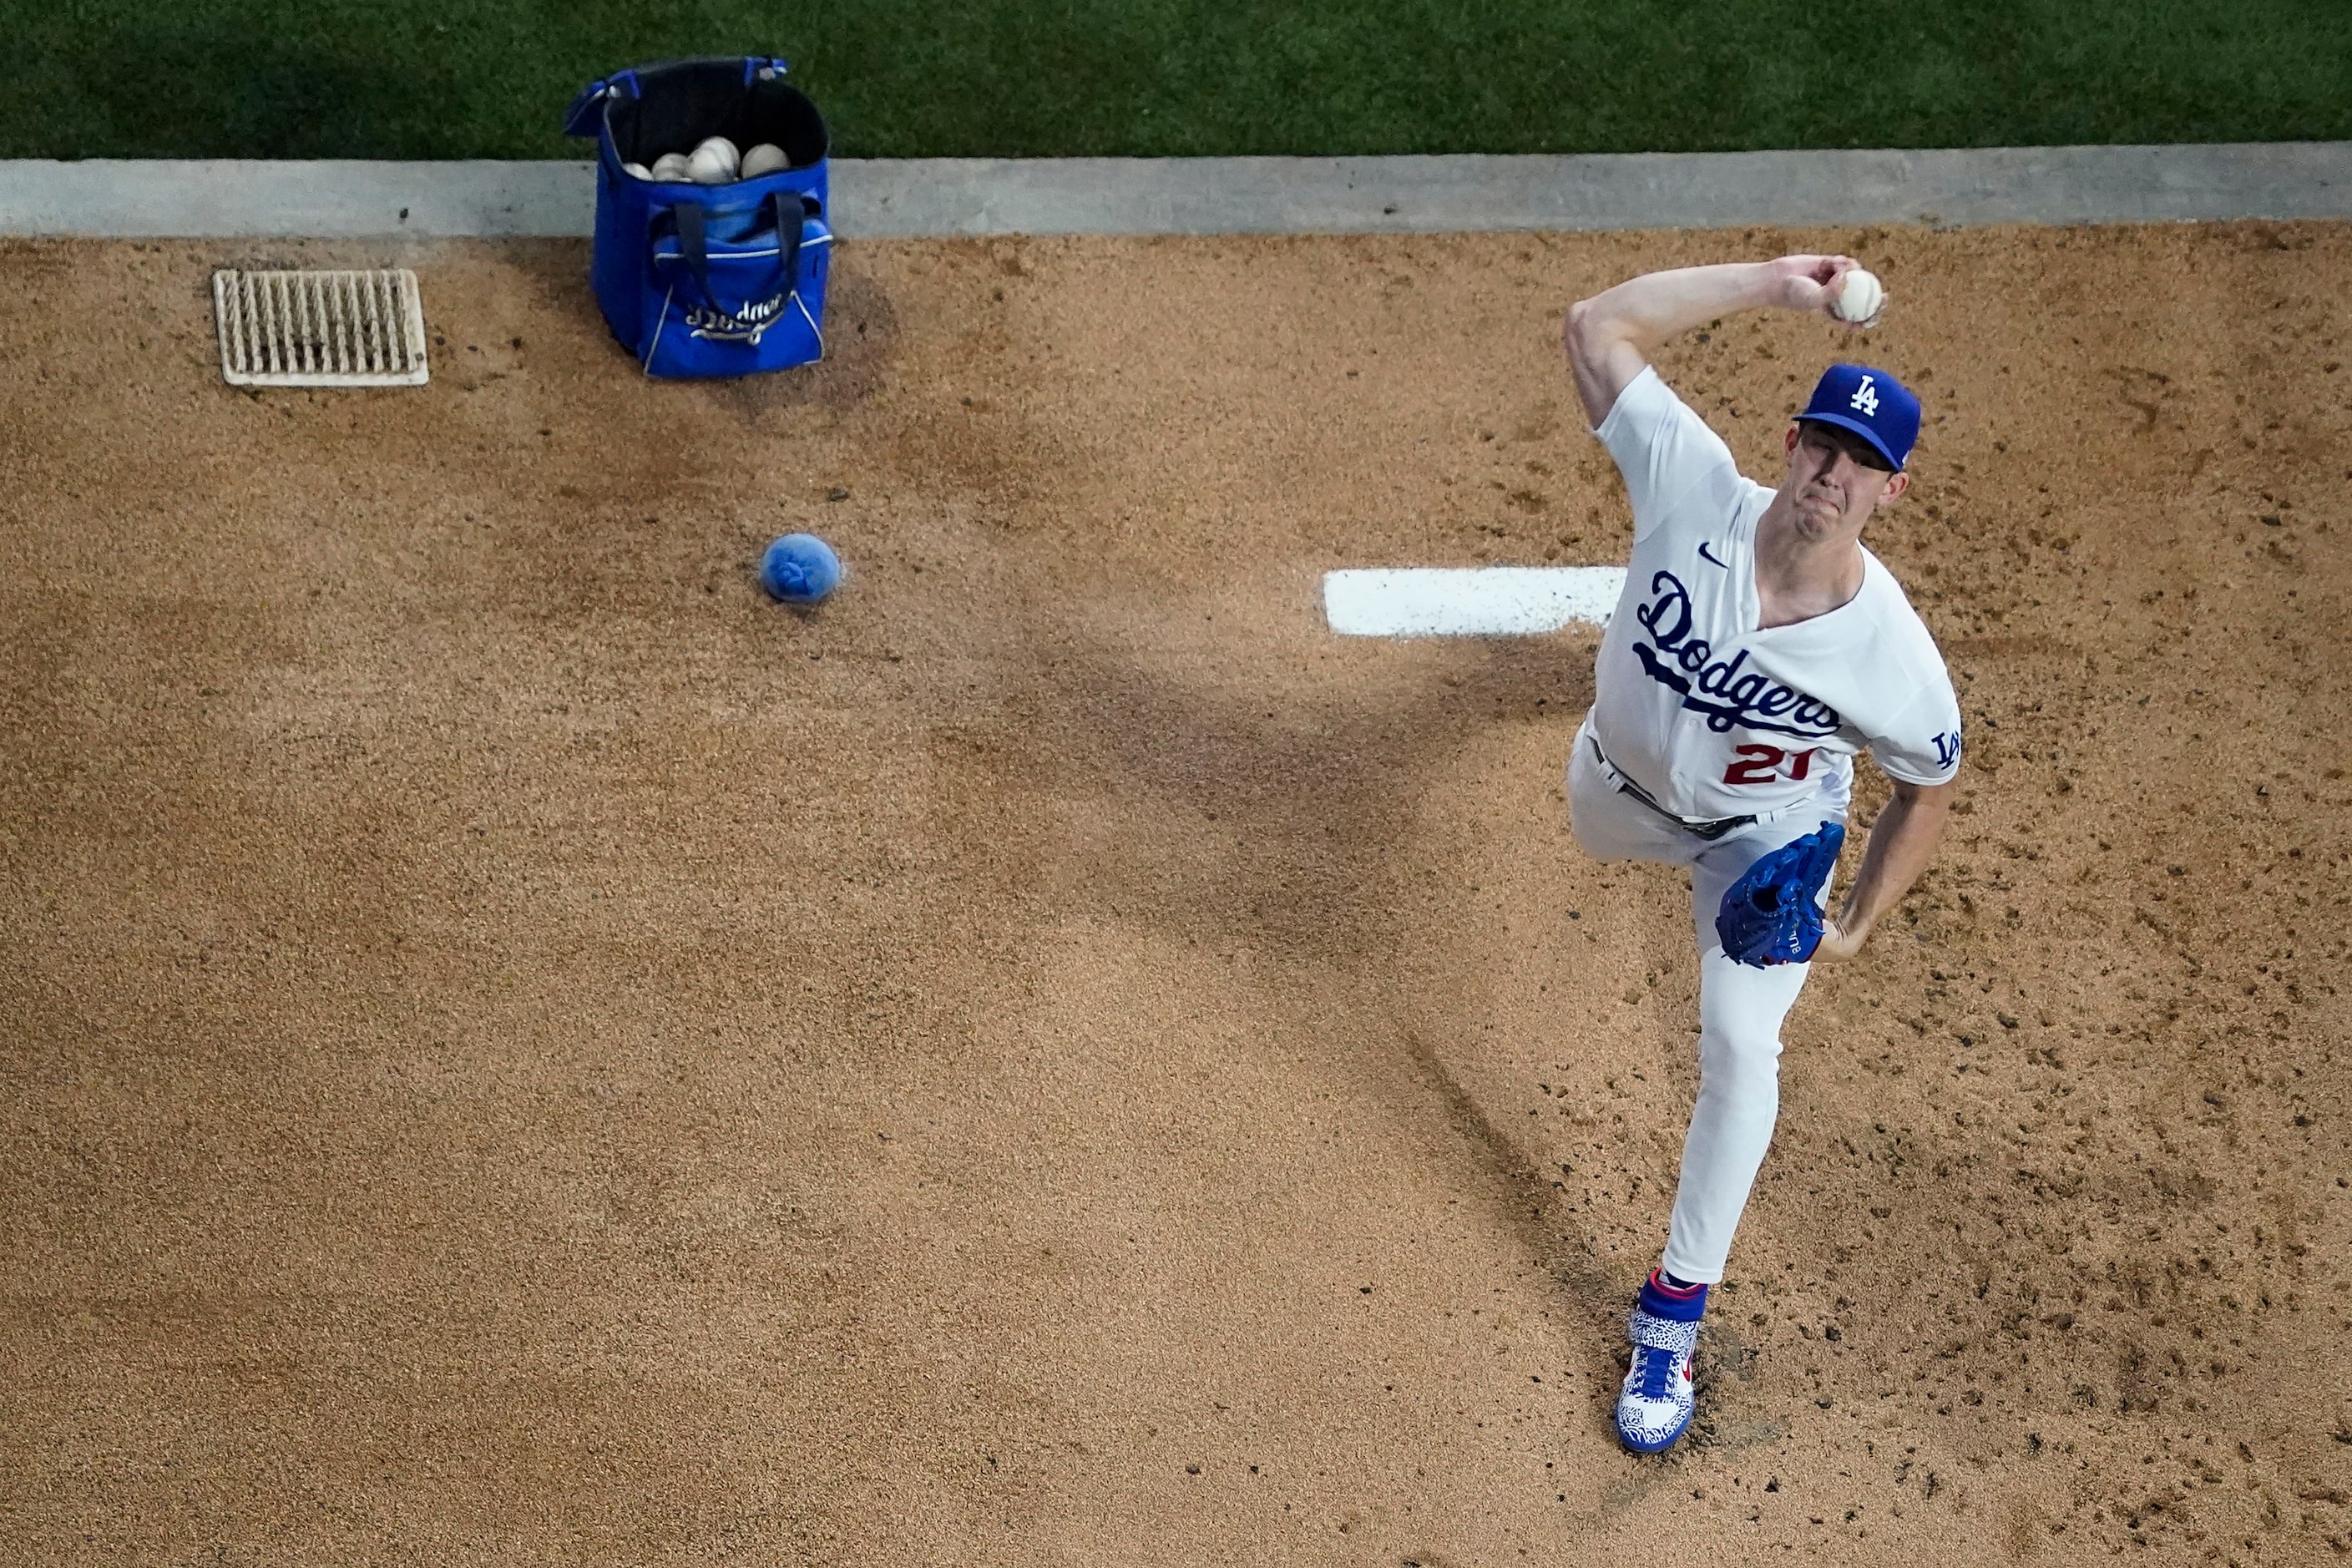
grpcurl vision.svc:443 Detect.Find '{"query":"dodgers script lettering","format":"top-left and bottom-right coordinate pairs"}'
top-left (685, 291), bottom-right (789, 343)
top-left (1631, 570), bottom-right (1842, 739)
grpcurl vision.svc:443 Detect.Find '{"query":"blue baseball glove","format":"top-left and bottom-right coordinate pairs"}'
top-left (1714, 822), bottom-right (1846, 968)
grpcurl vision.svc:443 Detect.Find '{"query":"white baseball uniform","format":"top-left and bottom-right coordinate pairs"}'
top-left (1571, 365), bottom-right (1962, 1283)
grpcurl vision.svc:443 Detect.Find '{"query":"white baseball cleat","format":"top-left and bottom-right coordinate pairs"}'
top-left (1614, 1270), bottom-right (1709, 1454)
top-left (1615, 1308), bottom-right (1699, 1452)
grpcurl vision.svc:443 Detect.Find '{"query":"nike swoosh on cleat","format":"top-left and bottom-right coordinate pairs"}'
top-left (1697, 543), bottom-right (1728, 569)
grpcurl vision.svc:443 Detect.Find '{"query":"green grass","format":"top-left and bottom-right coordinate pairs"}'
top-left (9, 1), bottom-right (2349, 159)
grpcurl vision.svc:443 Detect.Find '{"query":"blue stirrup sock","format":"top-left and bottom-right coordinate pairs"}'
top-left (1641, 1269), bottom-right (1709, 1321)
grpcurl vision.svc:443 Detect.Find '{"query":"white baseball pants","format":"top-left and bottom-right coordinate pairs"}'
top-left (1565, 717), bottom-right (1848, 1285)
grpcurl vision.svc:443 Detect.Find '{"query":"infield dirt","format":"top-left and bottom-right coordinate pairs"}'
top-left (2, 223), bottom-right (2347, 1565)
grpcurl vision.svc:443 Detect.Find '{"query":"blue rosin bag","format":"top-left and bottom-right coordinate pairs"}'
top-left (563, 56), bottom-right (832, 378)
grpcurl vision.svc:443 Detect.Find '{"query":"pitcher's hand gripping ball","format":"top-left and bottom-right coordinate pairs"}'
top-left (1716, 822), bottom-right (1846, 967)
top-left (1832, 267), bottom-right (1885, 327)
top-left (761, 534), bottom-right (842, 604)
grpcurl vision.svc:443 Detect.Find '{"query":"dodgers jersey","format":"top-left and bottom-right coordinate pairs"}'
top-left (1587, 367), bottom-right (1964, 822)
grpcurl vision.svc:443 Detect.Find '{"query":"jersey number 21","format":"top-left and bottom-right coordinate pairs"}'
top-left (1723, 744), bottom-right (1820, 786)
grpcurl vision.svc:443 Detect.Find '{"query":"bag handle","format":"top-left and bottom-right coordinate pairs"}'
top-left (669, 193), bottom-right (823, 304)
top-left (772, 193), bottom-right (822, 292)
top-left (672, 203), bottom-right (715, 301)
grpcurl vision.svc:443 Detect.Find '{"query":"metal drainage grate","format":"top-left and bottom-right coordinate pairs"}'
top-left (213, 268), bottom-right (429, 387)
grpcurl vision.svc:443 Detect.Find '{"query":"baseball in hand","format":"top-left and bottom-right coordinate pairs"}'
top-left (1833, 268), bottom-right (1885, 326)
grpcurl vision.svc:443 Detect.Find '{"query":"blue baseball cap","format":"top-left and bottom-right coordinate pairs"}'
top-left (1797, 363), bottom-right (1921, 471)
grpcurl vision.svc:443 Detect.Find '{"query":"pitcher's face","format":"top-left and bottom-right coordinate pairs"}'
top-left (1782, 422), bottom-right (1908, 540)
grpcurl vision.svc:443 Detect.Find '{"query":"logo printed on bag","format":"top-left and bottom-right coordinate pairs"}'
top-left (685, 292), bottom-right (792, 343)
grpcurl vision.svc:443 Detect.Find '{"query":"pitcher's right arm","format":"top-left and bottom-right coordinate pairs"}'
top-left (1564, 256), bottom-right (1863, 427)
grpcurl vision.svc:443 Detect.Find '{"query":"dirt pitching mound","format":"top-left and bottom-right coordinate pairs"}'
top-left (0, 222), bottom-right (2345, 1565)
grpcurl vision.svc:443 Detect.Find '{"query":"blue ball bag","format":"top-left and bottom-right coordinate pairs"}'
top-left (563, 57), bottom-right (832, 379)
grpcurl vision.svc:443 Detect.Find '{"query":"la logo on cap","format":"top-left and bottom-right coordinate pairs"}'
top-left (1799, 362), bottom-right (1920, 470)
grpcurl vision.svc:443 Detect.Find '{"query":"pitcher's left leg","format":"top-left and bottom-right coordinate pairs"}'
top-left (1660, 811), bottom-right (1844, 1281)
top-left (1614, 810), bottom-right (1839, 1454)
top-left (1659, 945), bottom-right (1812, 1282)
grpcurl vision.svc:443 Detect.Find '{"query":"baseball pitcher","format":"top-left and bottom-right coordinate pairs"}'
top-left (1560, 256), bottom-right (1964, 1452)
